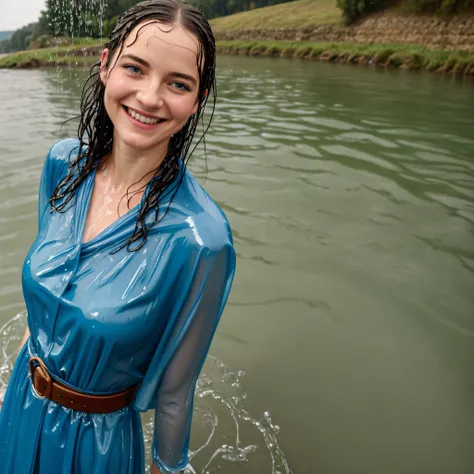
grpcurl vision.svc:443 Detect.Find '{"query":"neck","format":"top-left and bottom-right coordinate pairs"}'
top-left (101, 134), bottom-right (169, 192)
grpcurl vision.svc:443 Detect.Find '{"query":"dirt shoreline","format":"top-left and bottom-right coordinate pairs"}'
top-left (3, 42), bottom-right (474, 77)
top-left (6, 48), bottom-right (473, 77)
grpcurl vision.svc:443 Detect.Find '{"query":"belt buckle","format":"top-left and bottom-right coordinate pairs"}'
top-left (29, 356), bottom-right (53, 399)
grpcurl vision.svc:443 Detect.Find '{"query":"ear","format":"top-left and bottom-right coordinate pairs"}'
top-left (99, 48), bottom-right (110, 85)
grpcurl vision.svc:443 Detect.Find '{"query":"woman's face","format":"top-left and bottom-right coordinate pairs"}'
top-left (100, 21), bottom-right (201, 154)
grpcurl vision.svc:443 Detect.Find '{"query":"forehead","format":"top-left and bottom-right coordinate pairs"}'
top-left (122, 21), bottom-right (200, 71)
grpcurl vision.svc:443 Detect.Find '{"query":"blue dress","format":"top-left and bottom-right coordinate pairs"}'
top-left (0, 139), bottom-right (236, 474)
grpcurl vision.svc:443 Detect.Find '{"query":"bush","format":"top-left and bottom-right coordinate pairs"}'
top-left (102, 16), bottom-right (118, 39)
top-left (337, 0), bottom-right (474, 21)
top-left (309, 45), bottom-right (326, 58)
top-left (407, 0), bottom-right (474, 13)
top-left (376, 47), bottom-right (395, 63)
top-left (38, 35), bottom-right (50, 48)
top-left (264, 46), bottom-right (281, 56)
top-left (387, 52), bottom-right (405, 67)
top-left (250, 44), bottom-right (266, 55)
top-left (336, 0), bottom-right (389, 24)
top-left (280, 47), bottom-right (295, 58)
top-left (294, 46), bottom-right (312, 58)
top-left (425, 57), bottom-right (443, 70)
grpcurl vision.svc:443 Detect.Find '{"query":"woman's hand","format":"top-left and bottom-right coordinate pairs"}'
top-left (150, 463), bottom-right (164, 474)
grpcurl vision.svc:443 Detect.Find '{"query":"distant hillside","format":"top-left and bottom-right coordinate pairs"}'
top-left (210, 0), bottom-right (341, 32)
top-left (0, 31), bottom-right (14, 41)
top-left (210, 0), bottom-right (474, 52)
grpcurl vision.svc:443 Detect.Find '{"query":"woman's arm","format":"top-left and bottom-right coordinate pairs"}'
top-left (150, 245), bottom-right (234, 472)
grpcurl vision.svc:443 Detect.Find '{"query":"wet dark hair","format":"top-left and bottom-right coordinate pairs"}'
top-left (51, 0), bottom-right (216, 251)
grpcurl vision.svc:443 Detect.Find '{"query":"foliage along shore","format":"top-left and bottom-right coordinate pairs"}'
top-left (1, 39), bottom-right (473, 76)
top-left (216, 40), bottom-right (474, 75)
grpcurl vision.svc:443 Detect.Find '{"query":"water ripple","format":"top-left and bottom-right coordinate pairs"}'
top-left (0, 59), bottom-right (473, 473)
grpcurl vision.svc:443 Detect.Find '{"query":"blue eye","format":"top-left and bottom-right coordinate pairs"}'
top-left (172, 82), bottom-right (191, 92)
top-left (125, 65), bottom-right (141, 74)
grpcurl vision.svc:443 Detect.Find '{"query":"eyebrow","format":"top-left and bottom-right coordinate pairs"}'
top-left (121, 54), bottom-right (198, 86)
top-left (121, 53), bottom-right (150, 68)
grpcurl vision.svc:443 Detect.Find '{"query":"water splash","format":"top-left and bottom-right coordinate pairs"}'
top-left (45, 0), bottom-right (108, 89)
top-left (48, 0), bottom-right (108, 40)
top-left (0, 311), bottom-right (25, 398)
top-left (0, 312), bottom-right (291, 474)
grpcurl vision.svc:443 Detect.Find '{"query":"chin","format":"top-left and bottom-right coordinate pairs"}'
top-left (119, 130), bottom-right (171, 152)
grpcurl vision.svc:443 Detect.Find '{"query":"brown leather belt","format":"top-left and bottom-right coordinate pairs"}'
top-left (29, 356), bottom-right (137, 414)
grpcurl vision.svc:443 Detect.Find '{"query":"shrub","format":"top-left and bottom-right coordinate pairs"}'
top-left (264, 46), bottom-right (281, 56)
top-left (294, 46), bottom-right (312, 58)
top-left (387, 52), bottom-right (405, 67)
top-left (280, 47), bottom-right (295, 58)
top-left (409, 52), bottom-right (425, 67)
top-left (336, 0), bottom-right (389, 24)
top-left (337, 0), bottom-right (473, 21)
top-left (400, 0), bottom-right (474, 14)
top-left (425, 57), bottom-right (443, 70)
top-left (38, 35), bottom-right (50, 48)
top-left (250, 44), bottom-right (266, 55)
top-left (309, 45), bottom-right (326, 58)
top-left (376, 47), bottom-right (395, 63)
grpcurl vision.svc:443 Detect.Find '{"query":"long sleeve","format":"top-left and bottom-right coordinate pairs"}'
top-left (152, 243), bottom-right (235, 472)
top-left (131, 233), bottom-right (236, 473)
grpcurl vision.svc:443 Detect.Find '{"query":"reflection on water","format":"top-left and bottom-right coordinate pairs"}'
top-left (0, 57), bottom-right (473, 474)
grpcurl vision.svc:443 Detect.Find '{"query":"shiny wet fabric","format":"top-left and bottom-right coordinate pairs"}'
top-left (0, 139), bottom-right (236, 473)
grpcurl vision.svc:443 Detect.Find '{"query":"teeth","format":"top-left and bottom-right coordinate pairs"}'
top-left (127, 107), bottom-right (161, 125)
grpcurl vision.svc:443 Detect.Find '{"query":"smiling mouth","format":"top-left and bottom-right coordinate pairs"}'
top-left (123, 106), bottom-right (166, 125)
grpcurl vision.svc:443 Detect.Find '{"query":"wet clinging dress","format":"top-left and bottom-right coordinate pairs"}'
top-left (0, 139), bottom-right (236, 474)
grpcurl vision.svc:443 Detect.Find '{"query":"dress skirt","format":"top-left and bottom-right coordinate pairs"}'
top-left (0, 339), bottom-right (146, 474)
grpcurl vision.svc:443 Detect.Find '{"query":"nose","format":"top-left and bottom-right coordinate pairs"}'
top-left (136, 81), bottom-right (164, 110)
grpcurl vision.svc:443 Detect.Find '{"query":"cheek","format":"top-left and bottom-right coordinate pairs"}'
top-left (103, 82), bottom-right (125, 125)
top-left (105, 77), bottom-right (128, 103)
top-left (171, 96), bottom-right (199, 122)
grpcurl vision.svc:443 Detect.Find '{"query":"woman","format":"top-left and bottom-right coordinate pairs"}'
top-left (0, 1), bottom-right (235, 473)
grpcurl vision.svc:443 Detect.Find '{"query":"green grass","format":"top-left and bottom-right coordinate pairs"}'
top-left (209, 0), bottom-right (341, 32)
top-left (0, 39), bottom-right (102, 68)
top-left (215, 40), bottom-right (474, 74)
top-left (47, 36), bottom-right (101, 46)
top-left (1, 19), bottom-right (473, 75)
top-left (1, 39), bottom-right (473, 75)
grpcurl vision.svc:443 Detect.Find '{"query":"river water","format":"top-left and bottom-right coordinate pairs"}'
top-left (0, 56), bottom-right (473, 474)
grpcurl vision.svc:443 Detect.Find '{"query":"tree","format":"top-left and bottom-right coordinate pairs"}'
top-left (188, 0), bottom-right (296, 19)
top-left (0, 22), bottom-right (37, 52)
top-left (0, 0), bottom-right (302, 53)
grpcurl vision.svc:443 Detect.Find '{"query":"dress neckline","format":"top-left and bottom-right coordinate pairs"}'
top-left (79, 159), bottom-right (185, 249)
top-left (80, 168), bottom-right (142, 248)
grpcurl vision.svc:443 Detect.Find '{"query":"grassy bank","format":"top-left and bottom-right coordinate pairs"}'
top-left (0, 40), bottom-right (101, 69)
top-left (216, 40), bottom-right (474, 75)
top-left (1, 39), bottom-right (473, 75)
